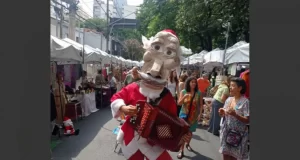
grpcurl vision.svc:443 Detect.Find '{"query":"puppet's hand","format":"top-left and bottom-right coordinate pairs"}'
top-left (120, 105), bottom-right (137, 116)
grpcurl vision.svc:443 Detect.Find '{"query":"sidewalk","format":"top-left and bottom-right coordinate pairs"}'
top-left (52, 107), bottom-right (222, 160)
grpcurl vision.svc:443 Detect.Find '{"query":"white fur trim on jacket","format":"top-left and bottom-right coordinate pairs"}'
top-left (120, 131), bottom-right (164, 160)
top-left (116, 128), bottom-right (124, 144)
top-left (111, 99), bottom-right (125, 119)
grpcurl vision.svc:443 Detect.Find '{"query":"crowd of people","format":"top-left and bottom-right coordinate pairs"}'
top-left (110, 67), bottom-right (250, 160)
top-left (50, 29), bottom-right (250, 160)
top-left (50, 63), bottom-right (250, 160)
top-left (179, 69), bottom-right (250, 160)
top-left (50, 28), bottom-right (250, 160)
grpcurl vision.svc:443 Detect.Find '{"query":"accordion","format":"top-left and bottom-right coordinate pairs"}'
top-left (129, 100), bottom-right (190, 152)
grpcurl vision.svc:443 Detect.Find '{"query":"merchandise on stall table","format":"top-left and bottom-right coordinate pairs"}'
top-left (63, 117), bottom-right (80, 136)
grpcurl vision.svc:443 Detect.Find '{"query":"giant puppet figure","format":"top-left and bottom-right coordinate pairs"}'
top-left (111, 29), bottom-right (183, 160)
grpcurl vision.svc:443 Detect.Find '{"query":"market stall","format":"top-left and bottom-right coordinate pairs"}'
top-left (81, 91), bottom-right (98, 117)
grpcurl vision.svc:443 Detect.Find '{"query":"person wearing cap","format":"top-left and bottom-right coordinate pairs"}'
top-left (197, 73), bottom-right (210, 97)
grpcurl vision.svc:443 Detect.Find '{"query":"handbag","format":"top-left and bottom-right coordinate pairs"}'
top-left (184, 92), bottom-right (196, 123)
top-left (225, 129), bottom-right (244, 147)
top-left (224, 99), bottom-right (246, 147)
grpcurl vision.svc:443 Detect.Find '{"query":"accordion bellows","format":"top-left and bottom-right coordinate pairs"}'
top-left (129, 100), bottom-right (190, 152)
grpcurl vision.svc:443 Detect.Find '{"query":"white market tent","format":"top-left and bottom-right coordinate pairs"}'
top-left (227, 41), bottom-right (247, 52)
top-left (180, 41), bottom-right (249, 72)
top-left (225, 43), bottom-right (249, 65)
top-left (63, 38), bottom-right (100, 63)
top-left (94, 48), bottom-right (112, 63)
top-left (182, 50), bottom-right (208, 65)
top-left (63, 38), bottom-right (118, 64)
top-left (83, 45), bottom-right (104, 64)
top-left (203, 48), bottom-right (224, 72)
top-left (50, 35), bottom-right (82, 64)
top-left (181, 46), bottom-right (193, 55)
top-left (191, 50), bottom-right (208, 65)
top-left (204, 48), bottom-right (224, 64)
top-left (51, 36), bottom-right (150, 69)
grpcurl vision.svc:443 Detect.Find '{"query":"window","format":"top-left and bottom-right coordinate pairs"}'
top-left (76, 37), bottom-right (80, 43)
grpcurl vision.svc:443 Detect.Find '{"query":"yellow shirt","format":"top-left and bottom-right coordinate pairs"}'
top-left (213, 84), bottom-right (229, 103)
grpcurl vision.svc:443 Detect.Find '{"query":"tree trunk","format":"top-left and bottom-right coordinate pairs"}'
top-left (230, 31), bottom-right (238, 45)
top-left (244, 30), bottom-right (249, 43)
top-left (206, 32), bottom-right (213, 51)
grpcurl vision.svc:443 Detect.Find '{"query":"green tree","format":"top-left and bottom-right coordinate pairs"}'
top-left (137, 0), bottom-right (179, 38)
top-left (123, 39), bottom-right (144, 61)
top-left (79, 18), bottom-right (108, 35)
top-left (136, 0), bottom-right (249, 53)
top-left (112, 28), bottom-right (142, 42)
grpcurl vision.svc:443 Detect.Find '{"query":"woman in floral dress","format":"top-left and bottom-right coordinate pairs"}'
top-left (177, 76), bottom-right (203, 159)
top-left (219, 77), bottom-right (250, 160)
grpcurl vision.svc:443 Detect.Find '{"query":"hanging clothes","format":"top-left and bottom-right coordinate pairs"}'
top-left (64, 65), bottom-right (71, 87)
top-left (102, 68), bottom-right (107, 80)
top-left (53, 81), bottom-right (67, 124)
top-left (70, 64), bottom-right (76, 88)
top-left (74, 64), bottom-right (82, 80)
top-left (50, 86), bottom-right (57, 122)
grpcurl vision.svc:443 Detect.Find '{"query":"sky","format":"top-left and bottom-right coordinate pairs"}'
top-left (79, 0), bottom-right (144, 18)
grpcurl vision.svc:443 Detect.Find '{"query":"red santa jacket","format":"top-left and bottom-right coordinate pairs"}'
top-left (110, 82), bottom-right (177, 146)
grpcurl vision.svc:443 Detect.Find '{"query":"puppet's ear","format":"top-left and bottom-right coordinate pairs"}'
top-left (142, 35), bottom-right (148, 44)
top-left (142, 35), bottom-right (150, 49)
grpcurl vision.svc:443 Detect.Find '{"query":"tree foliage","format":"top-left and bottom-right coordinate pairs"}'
top-left (112, 28), bottom-right (142, 42)
top-left (123, 39), bottom-right (144, 61)
top-left (136, 0), bottom-right (249, 53)
top-left (79, 18), bottom-right (108, 35)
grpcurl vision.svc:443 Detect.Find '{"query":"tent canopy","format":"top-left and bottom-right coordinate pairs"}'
top-left (225, 43), bottom-right (249, 65)
top-left (51, 36), bottom-right (146, 66)
top-left (203, 48), bottom-right (224, 72)
top-left (204, 48), bottom-right (224, 64)
top-left (50, 36), bottom-right (82, 63)
top-left (182, 50), bottom-right (208, 65)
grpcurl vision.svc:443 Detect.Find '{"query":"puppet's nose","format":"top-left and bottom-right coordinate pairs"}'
top-left (149, 59), bottom-right (163, 77)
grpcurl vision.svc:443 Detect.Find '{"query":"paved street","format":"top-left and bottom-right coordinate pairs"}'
top-left (52, 107), bottom-right (222, 160)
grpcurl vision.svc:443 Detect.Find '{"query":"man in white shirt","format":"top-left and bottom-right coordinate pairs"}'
top-left (108, 73), bottom-right (117, 97)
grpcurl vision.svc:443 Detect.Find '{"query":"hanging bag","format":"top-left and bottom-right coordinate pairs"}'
top-left (225, 99), bottom-right (247, 147)
top-left (183, 91), bottom-right (196, 124)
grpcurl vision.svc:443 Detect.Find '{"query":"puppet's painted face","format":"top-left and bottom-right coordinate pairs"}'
top-left (140, 32), bottom-right (181, 86)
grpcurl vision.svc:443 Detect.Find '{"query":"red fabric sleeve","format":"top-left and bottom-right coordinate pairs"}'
top-left (110, 84), bottom-right (130, 104)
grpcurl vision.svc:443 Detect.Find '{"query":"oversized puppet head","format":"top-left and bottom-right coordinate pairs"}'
top-left (139, 29), bottom-right (182, 98)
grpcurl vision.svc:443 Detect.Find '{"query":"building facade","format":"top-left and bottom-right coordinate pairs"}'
top-left (123, 5), bottom-right (139, 19)
top-left (50, 16), bottom-right (110, 52)
top-left (93, 0), bottom-right (121, 19)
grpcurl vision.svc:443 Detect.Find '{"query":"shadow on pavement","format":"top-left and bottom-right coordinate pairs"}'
top-left (197, 124), bottom-right (209, 130)
top-left (184, 152), bottom-right (214, 160)
top-left (192, 134), bottom-right (208, 142)
top-left (52, 107), bottom-right (113, 160)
